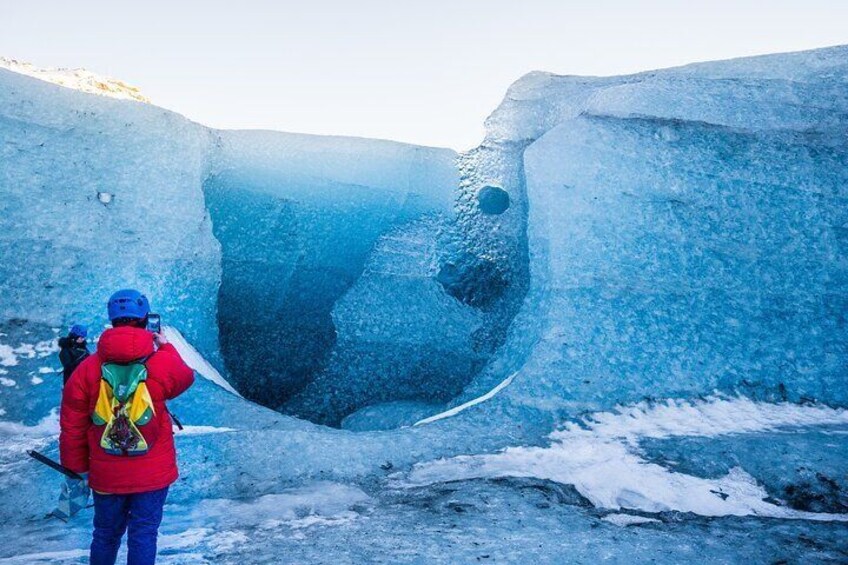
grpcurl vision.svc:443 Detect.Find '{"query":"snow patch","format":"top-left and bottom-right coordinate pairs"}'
top-left (0, 345), bottom-right (18, 367)
top-left (406, 397), bottom-right (848, 521)
top-left (0, 57), bottom-right (149, 102)
top-left (0, 340), bottom-right (59, 367)
top-left (34, 340), bottom-right (59, 357)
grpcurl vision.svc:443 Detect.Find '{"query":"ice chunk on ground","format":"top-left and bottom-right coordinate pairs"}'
top-left (602, 513), bottom-right (661, 527)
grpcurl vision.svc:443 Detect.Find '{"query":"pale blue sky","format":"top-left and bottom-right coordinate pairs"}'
top-left (2, 1), bottom-right (846, 149)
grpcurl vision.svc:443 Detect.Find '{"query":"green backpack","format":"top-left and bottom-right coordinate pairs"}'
top-left (91, 360), bottom-right (156, 455)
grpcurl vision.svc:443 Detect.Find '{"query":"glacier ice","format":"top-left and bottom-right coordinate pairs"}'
top-left (204, 130), bottom-right (507, 424)
top-left (1, 45), bottom-right (848, 562)
top-left (512, 114), bottom-right (847, 411)
top-left (456, 44), bottom-right (848, 416)
top-left (0, 70), bottom-right (221, 358)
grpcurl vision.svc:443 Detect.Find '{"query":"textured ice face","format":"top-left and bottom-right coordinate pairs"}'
top-left (515, 114), bottom-right (847, 409)
top-left (204, 131), bottom-right (482, 421)
top-left (0, 70), bottom-right (221, 358)
top-left (0, 67), bottom-right (522, 426)
top-left (459, 45), bottom-right (848, 415)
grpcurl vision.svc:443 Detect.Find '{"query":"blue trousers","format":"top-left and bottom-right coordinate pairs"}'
top-left (90, 487), bottom-right (169, 565)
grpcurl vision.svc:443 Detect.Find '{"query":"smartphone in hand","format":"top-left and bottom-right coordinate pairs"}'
top-left (148, 313), bottom-right (162, 334)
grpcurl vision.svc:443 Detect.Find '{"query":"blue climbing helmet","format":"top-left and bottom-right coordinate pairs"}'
top-left (107, 289), bottom-right (150, 321)
top-left (69, 324), bottom-right (88, 339)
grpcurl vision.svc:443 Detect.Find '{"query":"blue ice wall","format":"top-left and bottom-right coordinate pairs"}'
top-left (285, 217), bottom-right (488, 423)
top-left (469, 45), bottom-right (848, 414)
top-left (0, 67), bottom-right (503, 426)
top-left (517, 115), bottom-right (847, 409)
top-left (0, 69), bottom-right (221, 358)
top-left (204, 131), bottom-right (474, 419)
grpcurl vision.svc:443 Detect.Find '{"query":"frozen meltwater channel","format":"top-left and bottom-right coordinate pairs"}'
top-left (406, 397), bottom-right (848, 521)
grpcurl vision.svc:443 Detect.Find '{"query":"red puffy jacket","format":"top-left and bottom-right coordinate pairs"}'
top-left (59, 326), bottom-right (195, 494)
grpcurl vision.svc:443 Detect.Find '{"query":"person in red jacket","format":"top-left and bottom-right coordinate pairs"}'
top-left (60, 289), bottom-right (194, 565)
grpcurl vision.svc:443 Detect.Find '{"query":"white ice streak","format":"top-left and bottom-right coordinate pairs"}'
top-left (414, 371), bottom-right (518, 426)
top-left (175, 425), bottom-right (236, 436)
top-left (163, 326), bottom-right (242, 397)
top-left (602, 513), bottom-right (662, 527)
top-left (406, 397), bottom-right (848, 522)
top-left (0, 345), bottom-right (17, 367)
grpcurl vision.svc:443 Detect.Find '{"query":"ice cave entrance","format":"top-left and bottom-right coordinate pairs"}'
top-left (201, 158), bottom-right (516, 430)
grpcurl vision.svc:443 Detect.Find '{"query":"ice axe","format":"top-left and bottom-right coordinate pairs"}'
top-left (27, 450), bottom-right (91, 521)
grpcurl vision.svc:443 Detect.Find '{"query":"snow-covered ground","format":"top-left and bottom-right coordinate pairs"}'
top-left (1, 377), bottom-right (846, 563)
top-left (405, 397), bottom-right (848, 521)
